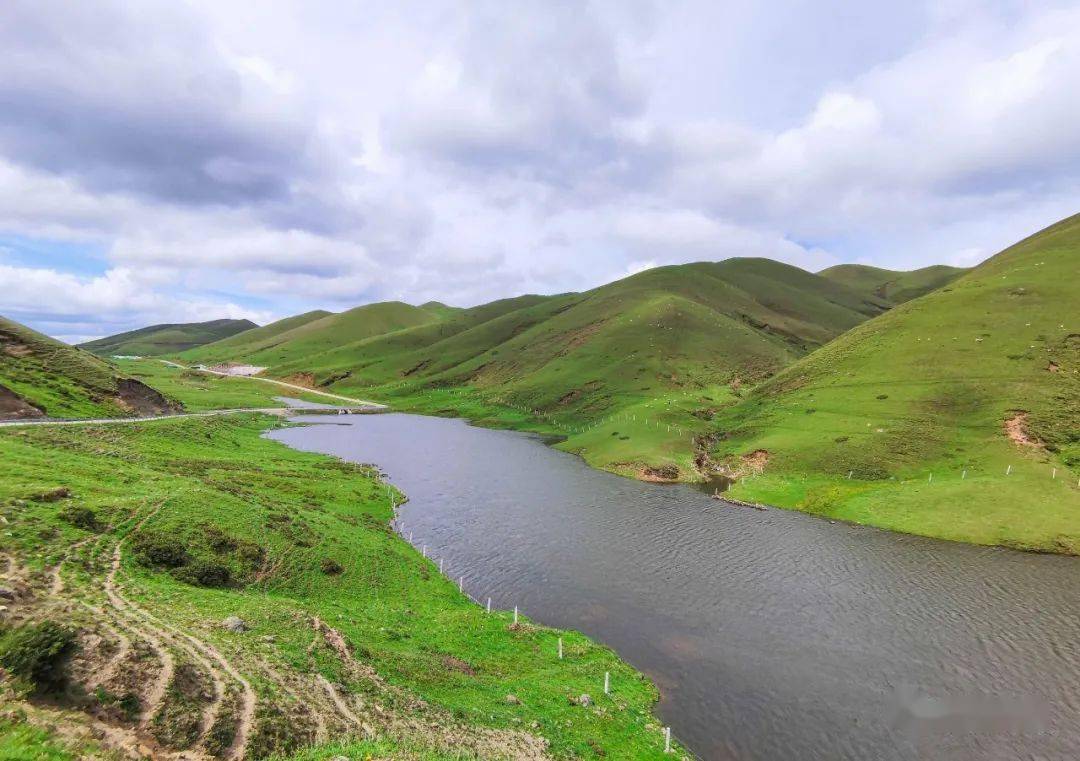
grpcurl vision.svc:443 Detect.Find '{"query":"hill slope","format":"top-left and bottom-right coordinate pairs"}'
top-left (80, 318), bottom-right (257, 356)
top-left (713, 215), bottom-right (1080, 551)
top-left (193, 258), bottom-right (889, 479)
top-left (819, 263), bottom-right (968, 305)
top-left (183, 302), bottom-right (439, 368)
top-left (177, 309), bottom-right (332, 364)
top-left (0, 316), bottom-right (179, 419)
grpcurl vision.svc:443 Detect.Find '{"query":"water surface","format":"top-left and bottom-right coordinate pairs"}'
top-left (270, 412), bottom-right (1080, 760)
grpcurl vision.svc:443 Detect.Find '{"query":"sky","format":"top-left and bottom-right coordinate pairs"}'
top-left (2, 0), bottom-right (1079, 343)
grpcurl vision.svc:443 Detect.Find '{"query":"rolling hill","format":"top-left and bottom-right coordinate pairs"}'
top-left (712, 214), bottom-right (1080, 551)
top-left (176, 309), bottom-right (332, 364)
top-left (819, 263), bottom-right (968, 305)
top-left (0, 316), bottom-right (179, 419)
top-left (80, 318), bottom-right (257, 356)
top-left (182, 301), bottom-right (440, 368)
top-left (182, 258), bottom-right (890, 479)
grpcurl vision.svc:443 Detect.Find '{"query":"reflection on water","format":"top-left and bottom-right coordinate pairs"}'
top-left (270, 413), bottom-right (1080, 761)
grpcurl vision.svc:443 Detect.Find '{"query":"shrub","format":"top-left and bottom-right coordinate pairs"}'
top-left (0, 620), bottom-right (76, 693)
top-left (133, 532), bottom-right (190, 569)
top-left (175, 560), bottom-right (232, 588)
top-left (59, 505), bottom-right (100, 532)
top-left (320, 558), bottom-right (344, 575)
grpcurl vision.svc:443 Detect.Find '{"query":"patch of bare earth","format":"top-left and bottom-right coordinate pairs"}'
top-left (0, 382), bottom-right (44, 420)
top-left (638, 464), bottom-right (681, 483)
top-left (1005, 412), bottom-right (1043, 449)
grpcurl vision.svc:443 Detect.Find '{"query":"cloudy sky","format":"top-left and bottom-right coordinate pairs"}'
top-left (2, 0), bottom-right (1079, 342)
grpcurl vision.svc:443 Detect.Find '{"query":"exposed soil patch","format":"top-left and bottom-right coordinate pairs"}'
top-left (741, 449), bottom-right (770, 474)
top-left (281, 372), bottom-right (316, 388)
top-left (115, 379), bottom-right (181, 416)
top-left (0, 382), bottom-right (45, 420)
top-left (639, 464), bottom-right (680, 482)
top-left (1005, 412), bottom-right (1043, 449)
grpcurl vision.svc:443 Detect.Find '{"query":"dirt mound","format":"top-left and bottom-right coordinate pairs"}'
top-left (1005, 412), bottom-right (1042, 448)
top-left (115, 379), bottom-right (181, 416)
top-left (742, 449), bottom-right (770, 473)
top-left (0, 382), bottom-right (44, 420)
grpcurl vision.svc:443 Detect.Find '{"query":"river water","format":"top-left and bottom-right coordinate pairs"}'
top-left (270, 412), bottom-right (1080, 760)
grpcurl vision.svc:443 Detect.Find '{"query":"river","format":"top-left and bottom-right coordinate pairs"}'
top-left (269, 411), bottom-right (1080, 760)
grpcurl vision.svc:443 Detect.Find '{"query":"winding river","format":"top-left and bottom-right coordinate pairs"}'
top-left (270, 411), bottom-right (1080, 760)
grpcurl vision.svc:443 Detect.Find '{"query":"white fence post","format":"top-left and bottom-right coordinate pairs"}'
top-left (664, 726), bottom-right (672, 753)
top-left (558, 637), bottom-right (563, 659)
top-left (513, 606), bottom-right (519, 625)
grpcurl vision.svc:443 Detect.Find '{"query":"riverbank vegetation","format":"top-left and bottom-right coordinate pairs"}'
top-left (0, 415), bottom-right (682, 759)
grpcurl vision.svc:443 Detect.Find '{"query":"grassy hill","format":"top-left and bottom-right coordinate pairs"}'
top-left (188, 258), bottom-right (888, 480)
top-left (713, 215), bottom-right (1080, 552)
top-left (182, 302), bottom-right (439, 369)
top-left (80, 318), bottom-right (257, 357)
top-left (819, 263), bottom-right (968, 305)
top-left (177, 310), bottom-right (332, 365)
top-left (0, 316), bottom-right (179, 420)
top-left (0, 414), bottom-right (683, 759)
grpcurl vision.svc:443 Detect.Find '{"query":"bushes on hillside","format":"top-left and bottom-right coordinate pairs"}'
top-left (174, 560), bottom-right (232, 588)
top-left (0, 620), bottom-right (76, 694)
top-left (133, 532), bottom-right (190, 569)
top-left (59, 505), bottom-right (100, 532)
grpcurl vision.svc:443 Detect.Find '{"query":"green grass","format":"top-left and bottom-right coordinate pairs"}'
top-left (818, 263), bottom-right (968, 305)
top-left (79, 318), bottom-right (257, 357)
top-left (0, 717), bottom-right (83, 760)
top-left (0, 416), bottom-right (682, 758)
top-left (712, 214), bottom-right (1080, 551)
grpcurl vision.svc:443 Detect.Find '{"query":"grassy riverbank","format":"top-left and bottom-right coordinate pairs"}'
top-left (0, 415), bottom-right (681, 759)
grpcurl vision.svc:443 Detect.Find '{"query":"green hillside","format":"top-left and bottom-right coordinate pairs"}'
top-left (177, 309), bottom-right (331, 364)
top-left (79, 318), bottom-right (257, 356)
top-left (713, 215), bottom-right (1080, 552)
top-left (193, 258), bottom-right (888, 480)
top-left (819, 263), bottom-right (968, 305)
top-left (0, 415), bottom-right (682, 759)
top-left (182, 302), bottom-right (439, 369)
top-left (0, 316), bottom-right (179, 420)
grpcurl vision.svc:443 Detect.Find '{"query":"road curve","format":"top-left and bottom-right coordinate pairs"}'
top-left (159, 360), bottom-right (385, 408)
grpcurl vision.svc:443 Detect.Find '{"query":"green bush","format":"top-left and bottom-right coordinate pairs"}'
top-left (132, 532), bottom-right (190, 569)
top-left (174, 560), bottom-right (232, 588)
top-left (320, 558), bottom-right (344, 575)
top-left (0, 620), bottom-right (77, 693)
top-left (59, 505), bottom-right (100, 532)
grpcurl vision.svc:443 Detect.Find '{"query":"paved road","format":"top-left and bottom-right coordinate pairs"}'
top-left (159, 360), bottom-right (385, 408)
top-left (0, 407), bottom-right (293, 428)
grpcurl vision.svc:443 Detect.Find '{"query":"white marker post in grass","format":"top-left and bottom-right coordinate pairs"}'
top-left (486, 597), bottom-right (492, 614)
top-left (422, 545), bottom-right (427, 558)
top-left (928, 473), bottom-right (933, 483)
top-left (558, 637), bottom-right (563, 659)
top-left (962, 470), bottom-right (967, 480)
top-left (1007, 465), bottom-right (1012, 475)
top-left (848, 470), bottom-right (853, 480)
top-left (604, 671), bottom-right (610, 694)
top-left (1053, 468), bottom-right (1057, 479)
top-left (664, 726), bottom-right (672, 753)
top-left (459, 576), bottom-right (464, 593)
top-left (513, 606), bottom-right (519, 625)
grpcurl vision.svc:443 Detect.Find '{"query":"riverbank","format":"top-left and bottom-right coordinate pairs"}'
top-left (0, 414), bottom-right (683, 759)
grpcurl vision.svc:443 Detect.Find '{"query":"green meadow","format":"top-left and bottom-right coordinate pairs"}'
top-left (0, 415), bottom-right (683, 759)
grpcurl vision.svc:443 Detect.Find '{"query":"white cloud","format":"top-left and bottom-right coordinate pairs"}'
top-left (0, 0), bottom-right (1078, 339)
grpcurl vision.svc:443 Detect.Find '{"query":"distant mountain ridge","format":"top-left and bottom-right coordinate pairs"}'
top-left (818, 263), bottom-right (968, 305)
top-left (80, 318), bottom-right (257, 356)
